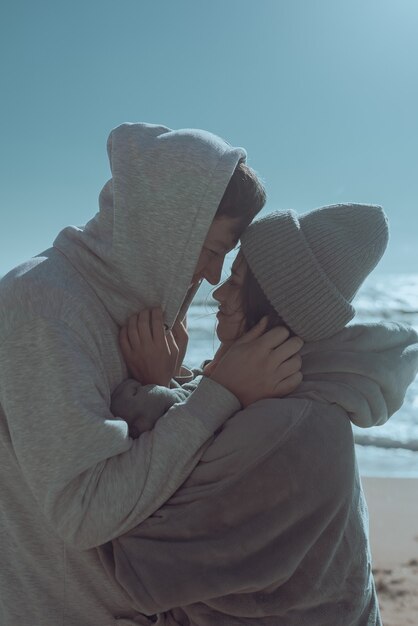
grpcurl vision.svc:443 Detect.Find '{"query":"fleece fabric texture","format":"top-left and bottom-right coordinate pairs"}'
top-left (103, 322), bottom-right (418, 626)
top-left (0, 122), bottom-right (244, 626)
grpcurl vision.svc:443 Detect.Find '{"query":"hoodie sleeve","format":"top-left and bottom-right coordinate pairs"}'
top-left (0, 317), bottom-right (240, 550)
top-left (110, 378), bottom-right (201, 436)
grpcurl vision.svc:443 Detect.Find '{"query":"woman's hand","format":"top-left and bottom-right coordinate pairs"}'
top-left (202, 343), bottom-right (231, 376)
top-left (208, 317), bottom-right (304, 407)
top-left (119, 308), bottom-right (179, 387)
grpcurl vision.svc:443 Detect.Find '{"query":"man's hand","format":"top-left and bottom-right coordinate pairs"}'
top-left (208, 317), bottom-right (303, 407)
top-left (172, 315), bottom-right (189, 377)
top-left (119, 308), bottom-right (179, 386)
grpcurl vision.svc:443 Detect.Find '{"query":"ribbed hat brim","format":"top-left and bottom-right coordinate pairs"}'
top-left (241, 211), bottom-right (356, 341)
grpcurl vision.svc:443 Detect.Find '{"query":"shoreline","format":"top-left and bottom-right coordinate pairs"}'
top-left (362, 476), bottom-right (418, 625)
top-left (355, 444), bottom-right (418, 479)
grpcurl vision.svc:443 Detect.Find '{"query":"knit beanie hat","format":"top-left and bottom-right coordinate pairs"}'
top-left (240, 203), bottom-right (389, 341)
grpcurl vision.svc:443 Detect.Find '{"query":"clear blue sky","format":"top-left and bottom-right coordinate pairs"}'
top-left (1, 0), bottom-right (417, 276)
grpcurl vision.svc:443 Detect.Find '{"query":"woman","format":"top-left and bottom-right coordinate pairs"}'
top-left (104, 203), bottom-right (418, 625)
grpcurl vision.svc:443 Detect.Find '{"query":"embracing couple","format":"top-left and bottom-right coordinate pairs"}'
top-left (1, 122), bottom-right (417, 626)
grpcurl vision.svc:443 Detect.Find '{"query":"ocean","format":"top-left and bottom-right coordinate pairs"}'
top-left (184, 273), bottom-right (418, 478)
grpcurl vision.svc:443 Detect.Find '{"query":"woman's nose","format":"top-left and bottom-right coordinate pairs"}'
top-left (212, 283), bottom-right (225, 302)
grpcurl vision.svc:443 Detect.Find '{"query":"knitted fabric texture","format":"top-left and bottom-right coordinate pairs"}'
top-left (240, 203), bottom-right (389, 341)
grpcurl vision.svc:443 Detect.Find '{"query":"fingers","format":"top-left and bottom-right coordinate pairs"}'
top-left (166, 330), bottom-right (179, 354)
top-left (235, 316), bottom-right (269, 345)
top-left (172, 317), bottom-right (188, 342)
top-left (120, 307), bottom-right (177, 386)
top-left (151, 308), bottom-right (165, 348)
top-left (275, 353), bottom-right (302, 379)
top-left (125, 308), bottom-right (165, 351)
top-left (173, 313), bottom-right (188, 330)
top-left (256, 325), bottom-right (291, 350)
top-left (274, 371), bottom-right (303, 397)
top-left (166, 330), bottom-right (179, 371)
top-left (126, 314), bottom-right (141, 351)
top-left (271, 336), bottom-right (304, 362)
top-left (137, 309), bottom-right (153, 346)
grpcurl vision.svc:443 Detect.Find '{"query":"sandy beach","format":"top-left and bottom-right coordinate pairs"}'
top-left (362, 476), bottom-right (418, 625)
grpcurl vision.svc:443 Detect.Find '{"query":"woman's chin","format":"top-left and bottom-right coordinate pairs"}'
top-left (215, 321), bottom-right (229, 344)
top-left (215, 323), bottom-right (224, 343)
top-left (216, 321), bottom-right (242, 344)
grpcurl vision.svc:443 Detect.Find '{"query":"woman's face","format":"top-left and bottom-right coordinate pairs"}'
top-left (212, 251), bottom-right (248, 344)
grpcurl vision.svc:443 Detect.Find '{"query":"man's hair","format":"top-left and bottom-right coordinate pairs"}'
top-left (215, 161), bottom-right (266, 229)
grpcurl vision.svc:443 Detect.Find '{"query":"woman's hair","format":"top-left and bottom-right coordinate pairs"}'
top-left (215, 161), bottom-right (266, 229)
top-left (240, 261), bottom-right (295, 336)
top-left (214, 162), bottom-right (291, 337)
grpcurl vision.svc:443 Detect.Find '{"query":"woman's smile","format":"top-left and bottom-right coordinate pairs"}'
top-left (212, 252), bottom-right (248, 343)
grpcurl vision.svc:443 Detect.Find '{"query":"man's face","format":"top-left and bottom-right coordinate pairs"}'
top-left (191, 217), bottom-right (243, 285)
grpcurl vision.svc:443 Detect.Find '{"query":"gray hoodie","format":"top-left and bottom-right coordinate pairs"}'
top-left (0, 123), bottom-right (245, 626)
top-left (103, 322), bottom-right (418, 626)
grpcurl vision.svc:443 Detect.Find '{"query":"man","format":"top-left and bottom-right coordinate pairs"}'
top-left (0, 122), bottom-right (302, 625)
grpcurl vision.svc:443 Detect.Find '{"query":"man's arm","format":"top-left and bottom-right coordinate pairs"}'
top-left (0, 318), bottom-right (240, 550)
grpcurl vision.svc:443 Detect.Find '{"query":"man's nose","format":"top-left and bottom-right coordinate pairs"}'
top-left (204, 258), bottom-right (223, 285)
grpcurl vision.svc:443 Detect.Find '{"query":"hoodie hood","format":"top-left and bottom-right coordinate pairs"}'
top-left (54, 122), bottom-right (246, 327)
top-left (292, 321), bottom-right (418, 427)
